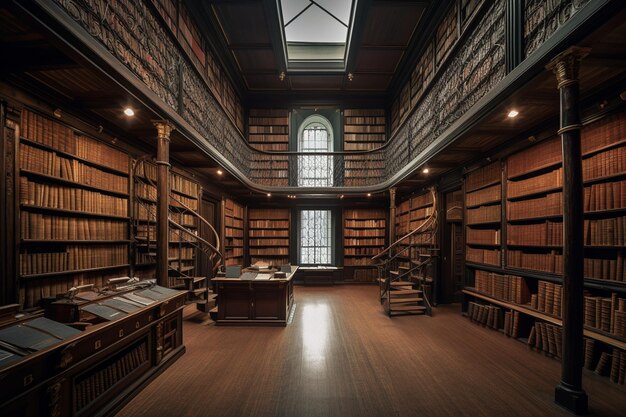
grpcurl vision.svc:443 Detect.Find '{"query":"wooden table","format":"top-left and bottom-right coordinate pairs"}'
top-left (212, 266), bottom-right (298, 326)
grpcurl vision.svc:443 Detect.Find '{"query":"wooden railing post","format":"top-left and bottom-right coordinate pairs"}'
top-left (389, 187), bottom-right (397, 249)
top-left (546, 46), bottom-right (590, 415)
top-left (154, 120), bottom-right (175, 287)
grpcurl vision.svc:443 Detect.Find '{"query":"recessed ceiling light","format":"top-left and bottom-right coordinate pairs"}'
top-left (217, 169), bottom-right (223, 175)
top-left (367, 193), bottom-right (372, 197)
top-left (422, 168), bottom-right (429, 174)
top-left (267, 193), bottom-right (271, 197)
top-left (124, 108), bottom-right (135, 117)
top-left (339, 195), bottom-right (344, 199)
top-left (507, 110), bottom-right (519, 118)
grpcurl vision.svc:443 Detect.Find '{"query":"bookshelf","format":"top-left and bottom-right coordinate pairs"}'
top-left (222, 198), bottom-right (245, 266)
top-left (463, 109), bottom-right (626, 386)
top-left (343, 109), bottom-right (386, 186)
top-left (465, 162), bottom-right (502, 267)
top-left (343, 208), bottom-right (387, 282)
top-left (18, 109), bottom-right (132, 308)
top-left (132, 160), bottom-right (201, 287)
top-left (248, 208), bottom-right (290, 267)
top-left (248, 109), bottom-right (289, 186)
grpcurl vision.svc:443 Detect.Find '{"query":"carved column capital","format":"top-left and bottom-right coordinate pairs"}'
top-left (545, 46), bottom-right (591, 89)
top-left (152, 120), bottom-right (175, 142)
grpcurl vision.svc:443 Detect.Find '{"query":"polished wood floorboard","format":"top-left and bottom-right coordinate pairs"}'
top-left (118, 285), bottom-right (626, 417)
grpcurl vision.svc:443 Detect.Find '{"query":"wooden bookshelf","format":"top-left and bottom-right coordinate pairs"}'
top-left (248, 208), bottom-right (290, 267)
top-left (343, 208), bottom-right (387, 282)
top-left (343, 109), bottom-right (386, 186)
top-left (463, 109), bottom-right (626, 387)
top-left (18, 109), bottom-right (132, 308)
top-left (248, 109), bottom-right (289, 186)
top-left (464, 162), bottom-right (502, 268)
top-left (222, 198), bottom-right (245, 266)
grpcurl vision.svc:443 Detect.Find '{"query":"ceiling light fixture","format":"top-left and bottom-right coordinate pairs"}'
top-left (507, 110), bottom-right (519, 118)
top-left (279, 71), bottom-right (286, 81)
top-left (367, 193), bottom-right (372, 197)
top-left (124, 108), bottom-right (135, 117)
top-left (217, 169), bottom-right (223, 175)
top-left (339, 195), bottom-right (344, 199)
top-left (348, 73), bottom-right (354, 82)
top-left (267, 193), bottom-right (272, 197)
top-left (422, 168), bottom-right (429, 174)
top-left (53, 109), bottom-right (62, 118)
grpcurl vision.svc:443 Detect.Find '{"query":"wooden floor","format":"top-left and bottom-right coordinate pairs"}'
top-left (118, 285), bottom-right (626, 417)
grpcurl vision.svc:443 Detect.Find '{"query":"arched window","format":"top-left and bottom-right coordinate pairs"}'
top-left (298, 115), bottom-right (333, 186)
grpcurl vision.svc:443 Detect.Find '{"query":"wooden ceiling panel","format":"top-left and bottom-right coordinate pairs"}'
top-left (361, 2), bottom-right (426, 47)
top-left (288, 75), bottom-right (344, 90)
top-left (244, 74), bottom-right (289, 90)
top-left (345, 73), bottom-right (392, 91)
top-left (233, 48), bottom-right (278, 73)
top-left (353, 49), bottom-right (404, 73)
top-left (213, 1), bottom-right (271, 45)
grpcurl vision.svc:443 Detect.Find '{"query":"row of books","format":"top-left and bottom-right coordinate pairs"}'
top-left (20, 144), bottom-right (128, 194)
top-left (344, 161), bottom-right (385, 170)
top-left (169, 246), bottom-right (196, 259)
top-left (435, 4), bottom-right (457, 63)
top-left (466, 184), bottom-right (501, 207)
top-left (584, 216), bottom-right (626, 246)
top-left (344, 109), bottom-right (385, 117)
top-left (171, 194), bottom-right (198, 210)
top-left (20, 178), bottom-right (129, 217)
top-left (466, 302), bottom-right (503, 331)
top-left (466, 228), bottom-right (500, 245)
top-left (344, 142), bottom-right (385, 151)
top-left (135, 205), bottom-right (156, 222)
top-left (249, 248), bottom-right (288, 256)
top-left (344, 229), bottom-right (385, 238)
top-left (249, 219), bottom-right (289, 228)
top-left (75, 342), bottom-right (148, 410)
top-left (344, 116), bottom-right (386, 125)
top-left (344, 238), bottom-right (385, 246)
top-left (224, 199), bottom-right (244, 218)
top-left (507, 222), bottom-right (562, 246)
top-left (582, 145), bottom-right (626, 181)
top-left (353, 268), bottom-right (378, 281)
top-left (344, 258), bottom-right (375, 266)
top-left (507, 167), bottom-right (563, 199)
top-left (584, 255), bottom-right (626, 282)
top-left (503, 310), bottom-right (521, 338)
top-left (532, 281), bottom-right (562, 318)
top-left (507, 191), bottom-right (562, 220)
top-left (507, 136), bottom-right (561, 179)
top-left (345, 247), bottom-right (380, 256)
top-left (249, 257), bottom-right (290, 267)
top-left (135, 182), bottom-right (157, 201)
top-left (584, 294), bottom-right (626, 336)
top-left (225, 228), bottom-right (244, 238)
top-left (606, 348), bottom-right (626, 385)
top-left (344, 133), bottom-right (385, 143)
top-left (249, 229), bottom-right (288, 238)
top-left (225, 247), bottom-right (244, 257)
top-left (474, 270), bottom-right (530, 304)
top-left (466, 204), bottom-right (501, 224)
top-left (21, 110), bottom-right (129, 173)
top-left (20, 245), bottom-right (128, 275)
top-left (135, 161), bottom-right (156, 181)
top-left (170, 212), bottom-right (196, 226)
top-left (581, 110), bottom-right (626, 154)
top-left (585, 180), bottom-right (626, 212)
top-left (409, 206), bottom-right (434, 221)
top-left (248, 238), bottom-right (288, 247)
top-left (170, 174), bottom-right (199, 197)
top-left (345, 219), bottom-right (386, 228)
top-left (344, 125), bottom-right (385, 134)
top-left (225, 238), bottom-right (244, 247)
top-left (21, 213), bottom-right (128, 240)
top-left (248, 134), bottom-right (288, 144)
top-left (248, 125), bottom-right (288, 134)
top-left (507, 250), bottom-right (563, 274)
top-left (465, 162), bottom-right (501, 192)
top-left (225, 217), bottom-right (244, 229)
top-left (466, 247), bottom-right (501, 266)
top-left (528, 321), bottom-right (562, 358)
top-left (249, 143), bottom-right (289, 152)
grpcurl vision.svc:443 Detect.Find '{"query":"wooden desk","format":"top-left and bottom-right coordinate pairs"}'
top-left (212, 266), bottom-right (298, 326)
top-left (0, 286), bottom-right (186, 417)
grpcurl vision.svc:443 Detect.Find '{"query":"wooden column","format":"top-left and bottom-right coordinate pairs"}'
top-left (389, 187), bottom-right (397, 246)
top-left (546, 46), bottom-right (590, 415)
top-left (154, 120), bottom-right (175, 287)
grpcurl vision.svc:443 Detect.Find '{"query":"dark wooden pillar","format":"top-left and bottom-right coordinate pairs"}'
top-left (154, 120), bottom-right (175, 287)
top-left (505, 0), bottom-right (523, 72)
top-left (389, 187), bottom-right (397, 245)
top-left (546, 46), bottom-right (590, 415)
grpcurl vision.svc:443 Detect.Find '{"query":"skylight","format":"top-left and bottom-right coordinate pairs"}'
top-left (279, 0), bottom-right (357, 69)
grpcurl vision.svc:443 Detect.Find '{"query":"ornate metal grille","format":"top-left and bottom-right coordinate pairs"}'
top-left (300, 210), bottom-right (333, 265)
top-left (298, 123), bottom-right (333, 187)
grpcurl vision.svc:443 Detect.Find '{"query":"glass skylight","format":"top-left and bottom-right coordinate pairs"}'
top-left (279, 0), bottom-right (356, 67)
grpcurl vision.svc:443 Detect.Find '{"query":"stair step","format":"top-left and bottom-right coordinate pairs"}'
top-left (390, 305), bottom-right (427, 312)
top-left (390, 270), bottom-right (400, 275)
top-left (191, 288), bottom-right (208, 295)
top-left (390, 281), bottom-right (413, 287)
top-left (177, 276), bottom-right (206, 284)
top-left (389, 297), bottom-right (423, 304)
top-left (389, 289), bottom-right (421, 296)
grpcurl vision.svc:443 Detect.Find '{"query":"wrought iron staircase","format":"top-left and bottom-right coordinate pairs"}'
top-left (372, 189), bottom-right (438, 316)
top-left (132, 157), bottom-right (222, 311)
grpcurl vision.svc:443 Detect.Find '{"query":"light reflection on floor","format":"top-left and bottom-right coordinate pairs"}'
top-left (301, 303), bottom-right (330, 369)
